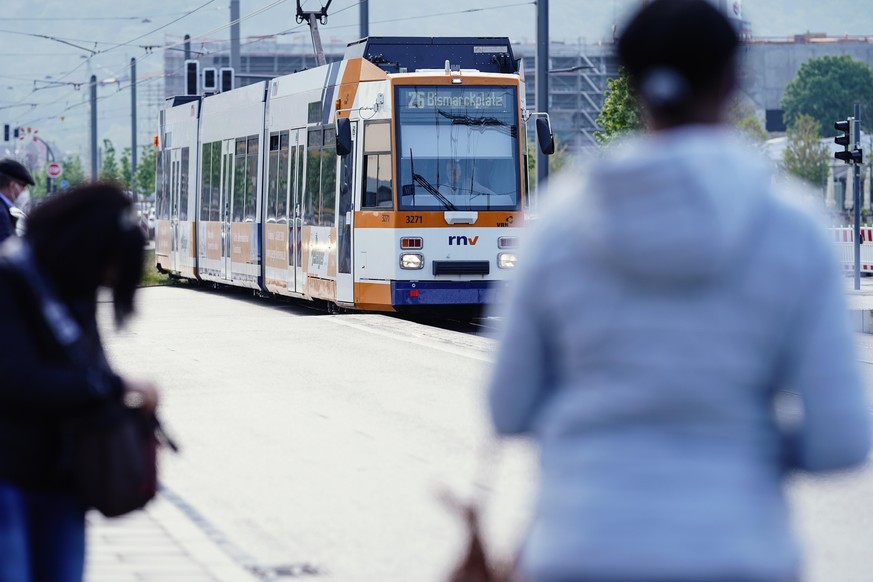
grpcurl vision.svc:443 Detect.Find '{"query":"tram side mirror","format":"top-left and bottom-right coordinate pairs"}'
top-left (536, 118), bottom-right (556, 155)
top-left (336, 118), bottom-right (352, 156)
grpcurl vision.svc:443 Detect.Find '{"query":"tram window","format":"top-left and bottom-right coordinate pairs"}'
top-left (179, 147), bottom-right (190, 221)
top-left (267, 133), bottom-right (279, 222)
top-left (159, 151), bottom-right (170, 220)
top-left (155, 149), bottom-right (165, 218)
top-left (210, 142), bottom-right (221, 221)
top-left (321, 130), bottom-right (336, 226)
top-left (305, 153), bottom-right (321, 225)
top-left (161, 150), bottom-right (172, 220)
top-left (246, 136), bottom-right (258, 221)
top-left (308, 128), bottom-right (323, 148)
top-left (297, 144), bottom-right (305, 218)
top-left (362, 121), bottom-right (393, 209)
top-left (362, 154), bottom-right (393, 209)
top-left (233, 137), bottom-right (246, 222)
top-left (277, 131), bottom-right (289, 222)
top-left (364, 121), bottom-right (391, 153)
top-left (200, 143), bottom-right (211, 221)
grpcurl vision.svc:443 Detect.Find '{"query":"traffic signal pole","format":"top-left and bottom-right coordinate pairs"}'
top-left (835, 105), bottom-right (864, 290)
top-left (854, 102), bottom-right (862, 291)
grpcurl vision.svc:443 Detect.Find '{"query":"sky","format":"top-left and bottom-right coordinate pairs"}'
top-left (0, 0), bottom-right (869, 163)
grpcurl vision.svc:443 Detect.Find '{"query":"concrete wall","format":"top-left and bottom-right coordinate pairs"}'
top-left (739, 41), bottom-right (873, 112)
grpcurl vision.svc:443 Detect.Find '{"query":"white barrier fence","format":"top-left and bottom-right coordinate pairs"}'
top-left (830, 227), bottom-right (873, 273)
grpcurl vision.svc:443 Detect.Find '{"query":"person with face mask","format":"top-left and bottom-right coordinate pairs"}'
top-left (0, 159), bottom-right (35, 242)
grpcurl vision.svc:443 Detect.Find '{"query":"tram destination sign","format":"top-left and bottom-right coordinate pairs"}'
top-left (404, 89), bottom-right (508, 110)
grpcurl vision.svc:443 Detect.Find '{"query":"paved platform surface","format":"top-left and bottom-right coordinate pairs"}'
top-left (845, 275), bottom-right (873, 309)
top-left (86, 495), bottom-right (256, 582)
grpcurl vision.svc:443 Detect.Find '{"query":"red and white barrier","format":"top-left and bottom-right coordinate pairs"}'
top-left (830, 227), bottom-right (873, 272)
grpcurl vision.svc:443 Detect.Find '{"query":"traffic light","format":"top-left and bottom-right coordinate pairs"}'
top-left (3, 124), bottom-right (8, 142)
top-left (185, 60), bottom-right (199, 96)
top-left (220, 67), bottom-right (234, 93)
top-left (835, 117), bottom-right (863, 164)
top-left (202, 67), bottom-right (217, 93)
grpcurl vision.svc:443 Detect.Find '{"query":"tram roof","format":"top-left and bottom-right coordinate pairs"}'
top-left (345, 37), bottom-right (518, 75)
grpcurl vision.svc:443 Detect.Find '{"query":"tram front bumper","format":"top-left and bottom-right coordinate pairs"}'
top-left (391, 280), bottom-right (510, 308)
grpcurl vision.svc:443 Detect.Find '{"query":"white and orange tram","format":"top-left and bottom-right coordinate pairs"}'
top-left (154, 37), bottom-right (554, 313)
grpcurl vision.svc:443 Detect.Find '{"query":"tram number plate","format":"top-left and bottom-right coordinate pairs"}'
top-left (405, 215), bottom-right (422, 224)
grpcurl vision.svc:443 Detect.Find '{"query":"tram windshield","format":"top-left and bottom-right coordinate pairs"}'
top-left (396, 85), bottom-right (520, 211)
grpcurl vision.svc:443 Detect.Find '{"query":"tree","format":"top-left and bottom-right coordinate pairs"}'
top-left (783, 114), bottom-right (828, 190)
top-left (781, 55), bottom-right (873, 137)
top-left (134, 144), bottom-right (157, 200)
top-left (735, 114), bottom-right (768, 143)
top-left (99, 139), bottom-right (119, 182)
top-left (594, 68), bottom-right (642, 145)
top-left (527, 140), bottom-right (570, 193)
top-left (61, 156), bottom-right (87, 188)
top-left (119, 147), bottom-right (133, 193)
top-left (29, 169), bottom-right (48, 200)
top-left (730, 101), bottom-right (769, 143)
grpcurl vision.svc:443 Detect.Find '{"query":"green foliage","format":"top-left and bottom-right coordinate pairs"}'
top-left (594, 68), bottom-right (642, 145)
top-left (140, 249), bottom-right (171, 287)
top-left (61, 156), bottom-right (87, 188)
top-left (783, 114), bottom-right (828, 190)
top-left (781, 55), bottom-right (873, 137)
top-left (119, 147), bottom-right (133, 193)
top-left (29, 169), bottom-right (48, 199)
top-left (729, 100), bottom-right (769, 143)
top-left (134, 144), bottom-right (156, 200)
top-left (99, 139), bottom-right (119, 182)
top-left (526, 140), bottom-right (570, 193)
top-left (735, 114), bottom-right (768, 143)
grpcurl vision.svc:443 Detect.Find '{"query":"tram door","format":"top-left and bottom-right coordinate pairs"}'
top-left (290, 129), bottom-right (305, 295)
top-left (335, 121), bottom-right (356, 303)
top-left (169, 149), bottom-right (181, 274)
top-left (219, 139), bottom-right (235, 280)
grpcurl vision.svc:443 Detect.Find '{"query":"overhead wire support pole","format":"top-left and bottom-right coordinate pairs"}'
top-left (296, 0), bottom-right (333, 67)
top-left (231, 1), bottom-right (241, 78)
top-left (90, 74), bottom-right (98, 182)
top-left (536, 0), bottom-right (549, 190)
top-left (360, 0), bottom-right (369, 40)
top-left (131, 57), bottom-right (137, 191)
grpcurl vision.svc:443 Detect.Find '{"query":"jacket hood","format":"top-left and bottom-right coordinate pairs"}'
top-left (570, 126), bottom-right (771, 285)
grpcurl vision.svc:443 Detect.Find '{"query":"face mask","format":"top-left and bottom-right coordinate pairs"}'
top-left (13, 189), bottom-right (29, 211)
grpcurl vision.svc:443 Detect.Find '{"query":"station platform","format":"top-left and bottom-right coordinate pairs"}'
top-left (845, 276), bottom-right (873, 333)
top-left (86, 495), bottom-right (255, 582)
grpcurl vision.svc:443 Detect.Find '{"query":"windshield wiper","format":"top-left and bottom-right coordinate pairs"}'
top-left (413, 173), bottom-right (457, 211)
top-left (438, 110), bottom-right (505, 127)
top-left (408, 147), bottom-right (457, 211)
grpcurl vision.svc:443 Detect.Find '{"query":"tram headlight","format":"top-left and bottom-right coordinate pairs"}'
top-left (400, 253), bottom-right (424, 270)
top-left (497, 252), bottom-right (517, 269)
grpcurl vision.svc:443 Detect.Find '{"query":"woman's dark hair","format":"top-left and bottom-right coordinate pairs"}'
top-left (617, 0), bottom-right (739, 119)
top-left (25, 182), bottom-right (145, 326)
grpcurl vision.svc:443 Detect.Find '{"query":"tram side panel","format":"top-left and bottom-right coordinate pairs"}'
top-left (196, 82), bottom-right (267, 290)
top-left (156, 99), bottom-right (200, 279)
top-left (264, 63), bottom-right (352, 303)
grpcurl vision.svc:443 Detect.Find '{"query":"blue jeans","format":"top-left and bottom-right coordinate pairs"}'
top-left (0, 481), bottom-right (86, 582)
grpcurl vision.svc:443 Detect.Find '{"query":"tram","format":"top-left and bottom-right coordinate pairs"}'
top-left (154, 36), bottom-right (554, 312)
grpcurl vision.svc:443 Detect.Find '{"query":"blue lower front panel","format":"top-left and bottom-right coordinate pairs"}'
top-left (392, 280), bottom-right (510, 307)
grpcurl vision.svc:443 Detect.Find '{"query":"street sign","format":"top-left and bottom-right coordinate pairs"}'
top-left (46, 162), bottom-right (62, 178)
top-left (60, 179), bottom-right (70, 190)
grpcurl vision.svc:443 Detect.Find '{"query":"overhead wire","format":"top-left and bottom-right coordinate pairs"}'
top-left (13, 0), bottom-right (533, 134)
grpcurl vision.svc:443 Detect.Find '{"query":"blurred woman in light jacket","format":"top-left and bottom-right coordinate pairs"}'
top-left (487, 1), bottom-right (871, 581)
